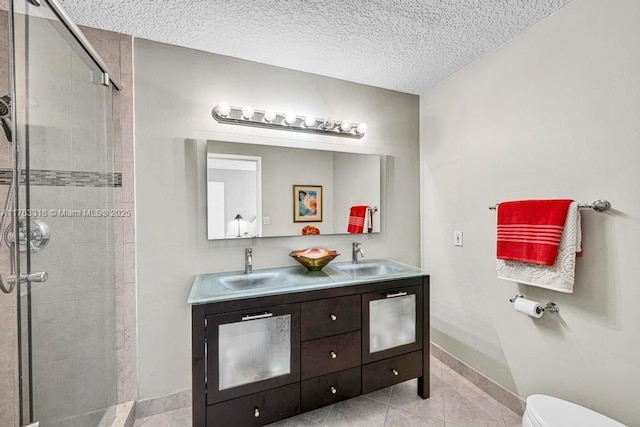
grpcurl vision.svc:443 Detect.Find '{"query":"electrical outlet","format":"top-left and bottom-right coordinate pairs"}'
top-left (263, 216), bottom-right (270, 225)
top-left (454, 231), bottom-right (463, 247)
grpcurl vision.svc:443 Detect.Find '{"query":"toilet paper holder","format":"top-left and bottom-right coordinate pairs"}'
top-left (509, 294), bottom-right (559, 314)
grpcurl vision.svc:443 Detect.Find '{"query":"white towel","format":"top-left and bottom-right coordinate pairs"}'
top-left (497, 202), bottom-right (581, 293)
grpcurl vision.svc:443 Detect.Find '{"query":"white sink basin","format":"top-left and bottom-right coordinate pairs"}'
top-left (334, 260), bottom-right (409, 278)
top-left (219, 271), bottom-right (284, 291)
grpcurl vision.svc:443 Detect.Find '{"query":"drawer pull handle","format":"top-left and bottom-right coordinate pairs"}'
top-left (386, 291), bottom-right (408, 299)
top-left (254, 408), bottom-right (260, 418)
top-left (330, 386), bottom-right (337, 394)
top-left (242, 312), bottom-right (273, 321)
top-left (330, 351), bottom-right (337, 359)
top-left (330, 314), bottom-right (337, 321)
top-left (392, 369), bottom-right (399, 376)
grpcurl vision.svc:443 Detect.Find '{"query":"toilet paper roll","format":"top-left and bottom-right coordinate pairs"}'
top-left (514, 297), bottom-right (545, 318)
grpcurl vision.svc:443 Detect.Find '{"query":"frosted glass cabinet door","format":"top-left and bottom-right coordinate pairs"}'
top-left (363, 285), bottom-right (423, 363)
top-left (370, 294), bottom-right (416, 353)
top-left (219, 314), bottom-right (291, 390)
top-left (207, 303), bottom-right (301, 404)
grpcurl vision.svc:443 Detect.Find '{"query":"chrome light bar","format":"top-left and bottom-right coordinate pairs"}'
top-left (212, 103), bottom-right (367, 139)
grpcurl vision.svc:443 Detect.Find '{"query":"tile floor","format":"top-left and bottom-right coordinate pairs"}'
top-left (134, 357), bottom-right (522, 427)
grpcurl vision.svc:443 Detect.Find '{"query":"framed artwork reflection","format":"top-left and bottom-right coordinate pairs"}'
top-left (293, 185), bottom-right (322, 222)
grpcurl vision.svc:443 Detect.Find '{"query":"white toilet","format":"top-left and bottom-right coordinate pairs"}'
top-left (522, 394), bottom-right (626, 427)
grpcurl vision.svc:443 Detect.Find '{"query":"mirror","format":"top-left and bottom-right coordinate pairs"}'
top-left (207, 140), bottom-right (381, 239)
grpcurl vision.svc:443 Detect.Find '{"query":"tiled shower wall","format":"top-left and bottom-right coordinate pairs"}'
top-left (0, 8), bottom-right (136, 426)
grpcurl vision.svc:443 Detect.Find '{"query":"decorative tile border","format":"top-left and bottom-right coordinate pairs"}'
top-left (0, 168), bottom-right (122, 187)
top-left (430, 342), bottom-right (526, 415)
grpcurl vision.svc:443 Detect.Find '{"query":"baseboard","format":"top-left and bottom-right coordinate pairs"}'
top-left (134, 389), bottom-right (192, 419)
top-left (110, 401), bottom-right (135, 427)
top-left (430, 342), bottom-right (526, 416)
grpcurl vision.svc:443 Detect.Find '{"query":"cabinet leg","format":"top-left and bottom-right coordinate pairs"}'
top-left (417, 375), bottom-right (429, 399)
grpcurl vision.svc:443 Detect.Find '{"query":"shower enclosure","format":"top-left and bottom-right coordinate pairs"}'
top-left (2, 0), bottom-right (120, 425)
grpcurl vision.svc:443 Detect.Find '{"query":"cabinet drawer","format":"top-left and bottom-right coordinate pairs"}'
top-left (301, 295), bottom-right (361, 341)
top-left (207, 383), bottom-right (299, 427)
top-left (301, 331), bottom-right (361, 380)
top-left (362, 350), bottom-right (423, 394)
top-left (301, 366), bottom-right (361, 412)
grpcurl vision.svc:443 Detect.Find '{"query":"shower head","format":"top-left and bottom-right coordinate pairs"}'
top-left (0, 94), bottom-right (12, 143)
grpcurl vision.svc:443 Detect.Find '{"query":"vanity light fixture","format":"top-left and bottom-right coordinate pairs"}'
top-left (303, 116), bottom-right (316, 128)
top-left (241, 105), bottom-right (255, 120)
top-left (217, 102), bottom-right (231, 118)
top-left (212, 103), bottom-right (367, 139)
top-left (284, 113), bottom-right (297, 125)
top-left (320, 118), bottom-right (335, 130)
top-left (356, 122), bottom-right (368, 135)
top-left (263, 110), bottom-right (276, 123)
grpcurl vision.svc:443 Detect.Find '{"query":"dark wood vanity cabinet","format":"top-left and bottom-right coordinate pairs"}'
top-left (192, 275), bottom-right (430, 426)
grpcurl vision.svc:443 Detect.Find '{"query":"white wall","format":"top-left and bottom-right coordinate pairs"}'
top-left (135, 39), bottom-right (420, 399)
top-left (420, 0), bottom-right (640, 424)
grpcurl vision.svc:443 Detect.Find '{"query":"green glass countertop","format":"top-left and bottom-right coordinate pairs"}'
top-left (187, 258), bottom-right (425, 305)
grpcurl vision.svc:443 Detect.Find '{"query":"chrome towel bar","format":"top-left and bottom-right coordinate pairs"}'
top-left (347, 206), bottom-right (378, 213)
top-left (489, 199), bottom-right (610, 212)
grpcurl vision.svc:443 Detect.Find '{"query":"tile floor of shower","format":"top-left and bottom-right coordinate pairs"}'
top-left (133, 356), bottom-right (522, 427)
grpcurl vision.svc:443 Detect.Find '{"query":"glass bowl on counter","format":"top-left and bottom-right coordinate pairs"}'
top-left (289, 248), bottom-right (340, 271)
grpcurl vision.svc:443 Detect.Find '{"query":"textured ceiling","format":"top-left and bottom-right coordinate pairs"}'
top-left (59, 0), bottom-right (572, 94)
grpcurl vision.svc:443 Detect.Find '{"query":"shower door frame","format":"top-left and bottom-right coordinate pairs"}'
top-left (8, 0), bottom-right (122, 425)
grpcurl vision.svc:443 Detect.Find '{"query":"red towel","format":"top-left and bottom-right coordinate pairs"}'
top-left (348, 205), bottom-right (368, 234)
top-left (496, 199), bottom-right (573, 266)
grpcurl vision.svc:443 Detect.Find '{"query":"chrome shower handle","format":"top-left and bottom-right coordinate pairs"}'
top-left (28, 272), bottom-right (48, 282)
top-left (6, 271), bottom-right (49, 285)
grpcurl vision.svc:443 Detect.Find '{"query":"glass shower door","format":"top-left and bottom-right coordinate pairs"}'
top-left (10, 0), bottom-right (117, 425)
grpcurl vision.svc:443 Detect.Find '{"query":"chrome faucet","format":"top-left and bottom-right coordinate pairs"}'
top-left (244, 248), bottom-right (253, 274)
top-left (352, 242), bottom-right (364, 264)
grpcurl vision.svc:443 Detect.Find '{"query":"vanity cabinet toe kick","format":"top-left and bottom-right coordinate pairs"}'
top-left (192, 275), bottom-right (430, 427)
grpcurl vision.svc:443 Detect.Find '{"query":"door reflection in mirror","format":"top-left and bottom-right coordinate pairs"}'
top-left (207, 154), bottom-right (262, 239)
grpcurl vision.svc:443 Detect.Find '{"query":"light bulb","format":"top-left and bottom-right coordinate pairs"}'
top-left (263, 110), bottom-right (276, 122)
top-left (285, 113), bottom-right (297, 125)
top-left (321, 118), bottom-right (334, 130)
top-left (303, 116), bottom-right (316, 128)
top-left (355, 122), bottom-right (368, 135)
top-left (339, 121), bottom-right (352, 132)
top-left (241, 105), bottom-right (254, 119)
top-left (217, 103), bottom-right (231, 117)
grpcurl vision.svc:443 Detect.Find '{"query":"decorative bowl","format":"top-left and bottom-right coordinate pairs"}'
top-left (301, 225), bottom-right (320, 235)
top-left (289, 248), bottom-right (340, 271)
